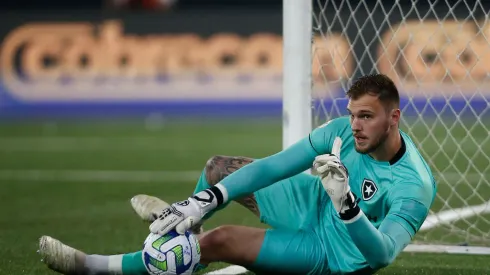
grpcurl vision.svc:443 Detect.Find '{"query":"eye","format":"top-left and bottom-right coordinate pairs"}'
top-left (361, 114), bottom-right (371, 119)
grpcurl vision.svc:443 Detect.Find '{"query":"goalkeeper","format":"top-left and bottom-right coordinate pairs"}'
top-left (40, 73), bottom-right (436, 275)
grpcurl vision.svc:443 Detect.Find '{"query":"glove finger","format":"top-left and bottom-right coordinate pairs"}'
top-left (314, 154), bottom-right (337, 163)
top-left (313, 160), bottom-right (324, 170)
top-left (149, 212), bottom-right (182, 235)
top-left (332, 137), bottom-right (343, 157)
top-left (176, 216), bottom-right (198, 235)
top-left (315, 164), bottom-right (331, 175)
top-left (148, 220), bottom-right (163, 235)
top-left (326, 160), bottom-right (347, 179)
top-left (314, 155), bottom-right (336, 171)
top-left (148, 221), bottom-right (161, 235)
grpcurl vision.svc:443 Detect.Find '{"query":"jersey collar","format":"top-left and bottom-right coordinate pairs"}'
top-left (389, 134), bottom-right (406, 165)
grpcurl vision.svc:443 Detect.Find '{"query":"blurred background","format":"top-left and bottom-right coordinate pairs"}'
top-left (2, 0), bottom-right (490, 274)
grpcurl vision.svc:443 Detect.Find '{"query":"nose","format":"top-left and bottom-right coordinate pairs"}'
top-left (351, 117), bottom-right (362, 131)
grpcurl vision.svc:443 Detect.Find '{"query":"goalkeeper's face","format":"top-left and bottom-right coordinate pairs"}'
top-left (348, 94), bottom-right (395, 154)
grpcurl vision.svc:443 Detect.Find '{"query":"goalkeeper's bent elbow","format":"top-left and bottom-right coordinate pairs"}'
top-left (368, 252), bottom-right (393, 270)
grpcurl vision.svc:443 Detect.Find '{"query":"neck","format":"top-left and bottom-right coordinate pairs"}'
top-left (369, 129), bottom-right (401, 162)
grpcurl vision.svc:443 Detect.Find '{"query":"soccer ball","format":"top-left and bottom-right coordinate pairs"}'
top-left (142, 230), bottom-right (201, 275)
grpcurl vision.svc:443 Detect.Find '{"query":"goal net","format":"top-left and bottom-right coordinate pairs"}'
top-left (309, 0), bottom-right (490, 252)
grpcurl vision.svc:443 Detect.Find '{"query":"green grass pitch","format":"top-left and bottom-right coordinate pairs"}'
top-left (1, 117), bottom-right (490, 275)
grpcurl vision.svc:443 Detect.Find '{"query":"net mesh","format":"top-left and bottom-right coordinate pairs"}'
top-left (311, 0), bottom-right (490, 246)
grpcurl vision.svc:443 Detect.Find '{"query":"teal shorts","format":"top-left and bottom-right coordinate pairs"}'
top-left (193, 169), bottom-right (363, 274)
top-left (252, 172), bottom-right (331, 275)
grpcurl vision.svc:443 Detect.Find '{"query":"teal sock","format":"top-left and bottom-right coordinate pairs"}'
top-left (121, 251), bottom-right (147, 275)
top-left (193, 168), bottom-right (231, 220)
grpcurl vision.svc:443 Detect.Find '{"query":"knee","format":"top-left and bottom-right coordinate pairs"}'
top-left (204, 155), bottom-right (224, 186)
top-left (199, 225), bottom-right (234, 249)
top-left (204, 155), bottom-right (254, 185)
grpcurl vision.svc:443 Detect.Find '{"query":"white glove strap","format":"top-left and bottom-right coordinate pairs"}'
top-left (190, 183), bottom-right (229, 215)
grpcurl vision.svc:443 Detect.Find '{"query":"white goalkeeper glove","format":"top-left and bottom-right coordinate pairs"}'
top-left (149, 184), bottom-right (228, 235)
top-left (313, 137), bottom-right (361, 222)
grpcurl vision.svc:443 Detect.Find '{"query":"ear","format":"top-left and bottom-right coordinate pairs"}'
top-left (390, 108), bottom-right (401, 126)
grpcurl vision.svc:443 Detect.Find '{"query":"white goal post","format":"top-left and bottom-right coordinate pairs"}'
top-left (282, 0), bottom-right (490, 255)
top-left (282, 0), bottom-right (313, 149)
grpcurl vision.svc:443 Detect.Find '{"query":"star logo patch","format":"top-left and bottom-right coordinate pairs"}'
top-left (361, 179), bottom-right (378, 201)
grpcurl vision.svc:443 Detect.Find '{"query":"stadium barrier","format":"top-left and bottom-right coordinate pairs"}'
top-left (0, 9), bottom-right (488, 117)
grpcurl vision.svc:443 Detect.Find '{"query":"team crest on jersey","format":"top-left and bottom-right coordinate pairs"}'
top-left (361, 179), bottom-right (378, 201)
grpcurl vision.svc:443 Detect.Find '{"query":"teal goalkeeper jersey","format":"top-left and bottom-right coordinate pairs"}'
top-left (219, 115), bottom-right (437, 273)
top-left (310, 116), bottom-right (437, 272)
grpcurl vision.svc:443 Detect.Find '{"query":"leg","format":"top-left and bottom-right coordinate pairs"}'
top-left (198, 225), bottom-right (328, 275)
top-left (194, 161), bottom-right (327, 274)
top-left (198, 225), bottom-right (263, 267)
top-left (39, 236), bottom-right (147, 275)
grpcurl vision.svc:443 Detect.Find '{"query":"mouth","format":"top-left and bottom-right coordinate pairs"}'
top-left (354, 135), bottom-right (367, 143)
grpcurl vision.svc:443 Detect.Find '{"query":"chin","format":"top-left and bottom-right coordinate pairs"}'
top-left (356, 147), bottom-right (368, 155)
top-left (355, 146), bottom-right (368, 154)
top-left (355, 144), bottom-right (374, 154)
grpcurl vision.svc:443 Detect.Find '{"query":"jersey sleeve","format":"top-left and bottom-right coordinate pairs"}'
top-left (345, 212), bottom-right (412, 270)
top-left (217, 118), bottom-right (350, 201)
top-left (309, 116), bottom-right (351, 155)
top-left (385, 181), bottom-right (434, 237)
top-left (344, 181), bottom-right (433, 270)
top-left (218, 136), bottom-right (318, 200)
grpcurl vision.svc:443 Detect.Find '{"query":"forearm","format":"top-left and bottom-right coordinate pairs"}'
top-left (344, 213), bottom-right (410, 270)
top-left (218, 138), bottom-right (317, 200)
